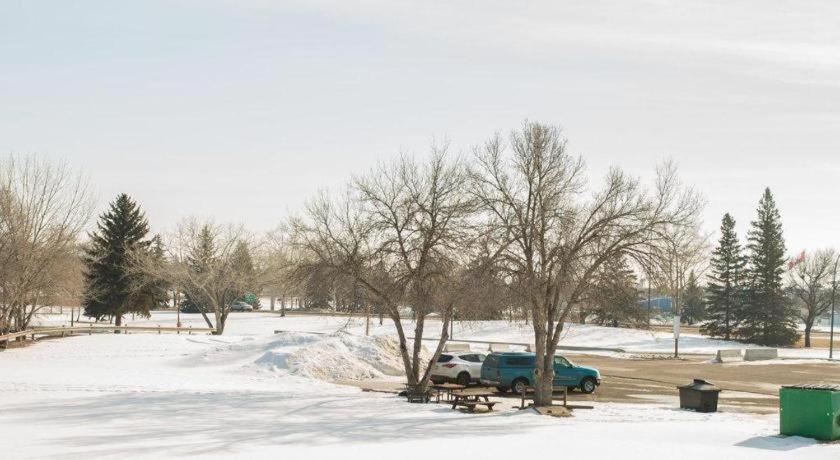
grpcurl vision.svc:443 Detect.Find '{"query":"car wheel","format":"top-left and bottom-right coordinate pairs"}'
top-left (456, 372), bottom-right (471, 386)
top-left (512, 378), bottom-right (529, 395)
top-left (580, 377), bottom-right (597, 394)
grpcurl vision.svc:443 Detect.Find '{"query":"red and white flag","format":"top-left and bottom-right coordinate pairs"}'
top-left (788, 250), bottom-right (805, 269)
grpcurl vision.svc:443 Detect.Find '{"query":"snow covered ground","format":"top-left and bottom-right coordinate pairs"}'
top-left (2, 324), bottom-right (838, 459)
top-left (34, 311), bottom-right (836, 359)
top-left (2, 313), bottom-right (838, 458)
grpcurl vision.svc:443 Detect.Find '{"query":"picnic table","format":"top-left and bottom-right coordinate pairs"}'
top-left (450, 389), bottom-right (497, 412)
top-left (431, 383), bottom-right (465, 403)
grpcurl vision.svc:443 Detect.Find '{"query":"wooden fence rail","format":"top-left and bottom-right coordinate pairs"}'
top-left (0, 325), bottom-right (216, 348)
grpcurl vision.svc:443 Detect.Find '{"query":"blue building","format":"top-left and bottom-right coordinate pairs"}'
top-left (639, 296), bottom-right (673, 313)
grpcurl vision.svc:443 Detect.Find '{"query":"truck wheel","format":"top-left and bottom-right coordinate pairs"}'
top-left (580, 377), bottom-right (597, 394)
top-left (512, 378), bottom-right (529, 395)
top-left (456, 372), bottom-right (471, 386)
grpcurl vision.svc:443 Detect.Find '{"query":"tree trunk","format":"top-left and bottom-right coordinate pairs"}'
top-left (411, 314), bottom-right (426, 380)
top-left (417, 314), bottom-right (452, 391)
top-left (532, 313), bottom-right (554, 407)
top-left (391, 310), bottom-right (417, 385)
top-left (534, 355), bottom-right (554, 407)
top-left (114, 313), bottom-right (122, 334)
top-left (804, 322), bottom-right (812, 348)
top-left (215, 311), bottom-right (228, 335)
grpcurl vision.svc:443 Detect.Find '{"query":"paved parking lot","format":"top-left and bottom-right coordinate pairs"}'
top-left (527, 354), bottom-right (840, 414)
top-left (351, 353), bottom-right (840, 414)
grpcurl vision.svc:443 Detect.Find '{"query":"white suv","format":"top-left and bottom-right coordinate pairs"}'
top-left (430, 353), bottom-right (486, 386)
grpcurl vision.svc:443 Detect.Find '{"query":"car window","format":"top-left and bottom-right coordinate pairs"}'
top-left (477, 354), bottom-right (486, 362)
top-left (554, 356), bottom-right (571, 367)
top-left (460, 354), bottom-right (481, 363)
top-left (505, 356), bottom-right (535, 367)
top-left (437, 354), bottom-right (454, 363)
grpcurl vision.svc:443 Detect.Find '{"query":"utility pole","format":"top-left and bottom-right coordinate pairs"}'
top-left (670, 247), bottom-right (681, 359)
top-left (646, 252), bottom-right (653, 327)
top-left (674, 284), bottom-right (680, 359)
top-left (831, 255), bottom-right (839, 360)
top-left (174, 289), bottom-right (181, 328)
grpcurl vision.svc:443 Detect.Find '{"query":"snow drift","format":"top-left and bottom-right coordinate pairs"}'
top-left (254, 332), bottom-right (430, 381)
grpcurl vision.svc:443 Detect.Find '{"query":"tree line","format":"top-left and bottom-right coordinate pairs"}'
top-left (2, 122), bottom-right (830, 404)
top-left (702, 189), bottom-right (835, 348)
top-left (82, 197), bottom-right (267, 335)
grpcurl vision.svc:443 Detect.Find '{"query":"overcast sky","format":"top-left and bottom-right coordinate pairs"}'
top-left (2, 1), bottom-right (839, 253)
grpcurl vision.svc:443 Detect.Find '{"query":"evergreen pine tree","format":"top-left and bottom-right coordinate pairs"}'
top-left (739, 188), bottom-right (800, 345)
top-left (681, 271), bottom-right (705, 325)
top-left (82, 194), bottom-right (160, 327)
top-left (701, 213), bottom-right (746, 340)
top-left (135, 235), bottom-right (171, 310)
top-left (230, 240), bottom-right (257, 306)
top-left (590, 254), bottom-right (646, 328)
top-left (181, 225), bottom-right (216, 313)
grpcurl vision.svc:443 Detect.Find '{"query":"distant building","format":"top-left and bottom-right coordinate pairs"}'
top-left (816, 314), bottom-right (840, 328)
top-left (638, 296), bottom-right (673, 313)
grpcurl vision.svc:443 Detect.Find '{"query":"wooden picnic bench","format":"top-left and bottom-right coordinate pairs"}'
top-left (516, 386), bottom-right (594, 410)
top-left (431, 383), bottom-right (465, 403)
top-left (450, 389), bottom-right (497, 412)
top-left (519, 386), bottom-right (568, 409)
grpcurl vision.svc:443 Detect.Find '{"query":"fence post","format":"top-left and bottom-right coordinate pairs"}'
top-left (189, 326), bottom-right (192, 335)
top-left (61, 325), bottom-right (65, 338)
top-left (563, 386), bottom-right (568, 407)
top-left (158, 325), bottom-right (161, 335)
top-left (89, 325), bottom-right (93, 335)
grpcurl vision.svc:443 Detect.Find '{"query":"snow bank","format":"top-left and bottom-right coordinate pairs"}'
top-left (254, 332), bottom-right (428, 381)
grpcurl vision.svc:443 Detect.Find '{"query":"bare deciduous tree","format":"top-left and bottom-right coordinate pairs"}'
top-left (472, 123), bottom-right (702, 406)
top-left (788, 249), bottom-right (836, 347)
top-left (143, 219), bottom-right (258, 335)
top-left (0, 155), bottom-right (91, 333)
top-left (648, 221), bottom-right (709, 356)
top-left (262, 229), bottom-right (299, 315)
top-left (289, 149), bottom-right (475, 389)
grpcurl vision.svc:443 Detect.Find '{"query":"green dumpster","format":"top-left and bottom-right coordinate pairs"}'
top-left (779, 384), bottom-right (840, 441)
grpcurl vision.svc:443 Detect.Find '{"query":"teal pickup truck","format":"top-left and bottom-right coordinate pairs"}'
top-left (480, 352), bottom-right (601, 394)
